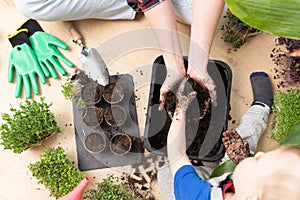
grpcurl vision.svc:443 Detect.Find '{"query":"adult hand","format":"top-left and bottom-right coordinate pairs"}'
top-left (159, 66), bottom-right (186, 111)
top-left (188, 69), bottom-right (217, 107)
top-left (8, 29), bottom-right (46, 98)
top-left (222, 130), bottom-right (250, 165)
top-left (17, 19), bottom-right (74, 79)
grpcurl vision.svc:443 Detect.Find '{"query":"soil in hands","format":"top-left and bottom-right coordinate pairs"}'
top-left (165, 78), bottom-right (210, 119)
top-left (111, 134), bottom-right (131, 154)
top-left (150, 78), bottom-right (219, 157)
top-left (103, 81), bottom-right (124, 104)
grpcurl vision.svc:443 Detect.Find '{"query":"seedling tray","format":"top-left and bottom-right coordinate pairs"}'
top-left (72, 74), bottom-right (144, 171)
top-left (144, 56), bottom-right (232, 162)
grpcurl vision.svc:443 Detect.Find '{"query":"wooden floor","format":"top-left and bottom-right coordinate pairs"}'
top-left (0, 2), bottom-right (280, 199)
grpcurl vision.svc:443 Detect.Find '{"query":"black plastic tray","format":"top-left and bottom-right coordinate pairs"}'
top-left (144, 56), bottom-right (232, 162)
top-left (72, 74), bottom-right (144, 171)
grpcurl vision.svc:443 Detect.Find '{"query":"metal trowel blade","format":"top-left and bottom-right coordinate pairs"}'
top-left (79, 48), bottom-right (109, 86)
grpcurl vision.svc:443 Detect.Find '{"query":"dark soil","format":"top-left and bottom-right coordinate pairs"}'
top-left (110, 133), bottom-right (132, 155)
top-left (82, 106), bottom-right (103, 128)
top-left (104, 106), bottom-right (126, 127)
top-left (271, 37), bottom-right (300, 87)
top-left (84, 132), bottom-right (106, 153)
top-left (165, 78), bottom-right (210, 119)
top-left (81, 83), bottom-right (103, 105)
top-left (149, 78), bottom-right (221, 157)
top-left (102, 81), bottom-right (124, 104)
top-left (71, 70), bottom-right (93, 85)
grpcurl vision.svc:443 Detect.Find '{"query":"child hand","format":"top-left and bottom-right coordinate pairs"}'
top-left (174, 77), bottom-right (197, 116)
top-left (222, 130), bottom-right (250, 165)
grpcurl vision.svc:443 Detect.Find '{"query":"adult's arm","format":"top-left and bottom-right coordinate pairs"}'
top-left (188, 0), bottom-right (225, 106)
top-left (143, 0), bottom-right (186, 110)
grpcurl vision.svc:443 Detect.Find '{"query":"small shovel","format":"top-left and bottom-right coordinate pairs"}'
top-left (64, 21), bottom-right (109, 86)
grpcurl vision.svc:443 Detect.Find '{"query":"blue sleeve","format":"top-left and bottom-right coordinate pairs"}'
top-left (174, 165), bottom-right (211, 200)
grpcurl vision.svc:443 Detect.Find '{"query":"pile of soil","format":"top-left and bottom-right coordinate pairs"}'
top-left (72, 70), bottom-right (93, 85)
top-left (122, 154), bottom-right (165, 200)
top-left (103, 81), bottom-right (124, 104)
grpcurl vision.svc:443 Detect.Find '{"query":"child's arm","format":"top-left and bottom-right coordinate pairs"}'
top-left (168, 78), bottom-right (212, 199)
top-left (167, 78), bottom-right (197, 176)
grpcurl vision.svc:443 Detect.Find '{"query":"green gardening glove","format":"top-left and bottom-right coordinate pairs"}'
top-left (17, 19), bottom-right (74, 79)
top-left (8, 29), bottom-right (46, 98)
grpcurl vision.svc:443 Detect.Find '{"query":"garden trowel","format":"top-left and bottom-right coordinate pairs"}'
top-left (65, 22), bottom-right (109, 86)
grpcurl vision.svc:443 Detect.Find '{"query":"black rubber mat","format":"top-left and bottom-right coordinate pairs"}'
top-left (72, 74), bottom-right (144, 171)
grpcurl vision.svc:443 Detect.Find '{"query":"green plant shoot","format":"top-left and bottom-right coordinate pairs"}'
top-left (28, 147), bottom-right (85, 198)
top-left (272, 89), bottom-right (300, 143)
top-left (0, 97), bottom-right (61, 153)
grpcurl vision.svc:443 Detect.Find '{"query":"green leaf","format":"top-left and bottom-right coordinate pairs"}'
top-left (281, 124), bottom-right (300, 146)
top-left (225, 0), bottom-right (300, 39)
top-left (210, 160), bottom-right (236, 178)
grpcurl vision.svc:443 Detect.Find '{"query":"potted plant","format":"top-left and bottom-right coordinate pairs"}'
top-left (84, 132), bottom-right (106, 153)
top-left (102, 81), bottom-right (124, 104)
top-left (104, 105), bottom-right (127, 127)
top-left (0, 97), bottom-right (61, 153)
top-left (28, 147), bottom-right (89, 199)
top-left (82, 106), bottom-right (104, 128)
top-left (221, 10), bottom-right (261, 51)
top-left (272, 89), bottom-right (300, 143)
top-left (110, 133), bottom-right (132, 155)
